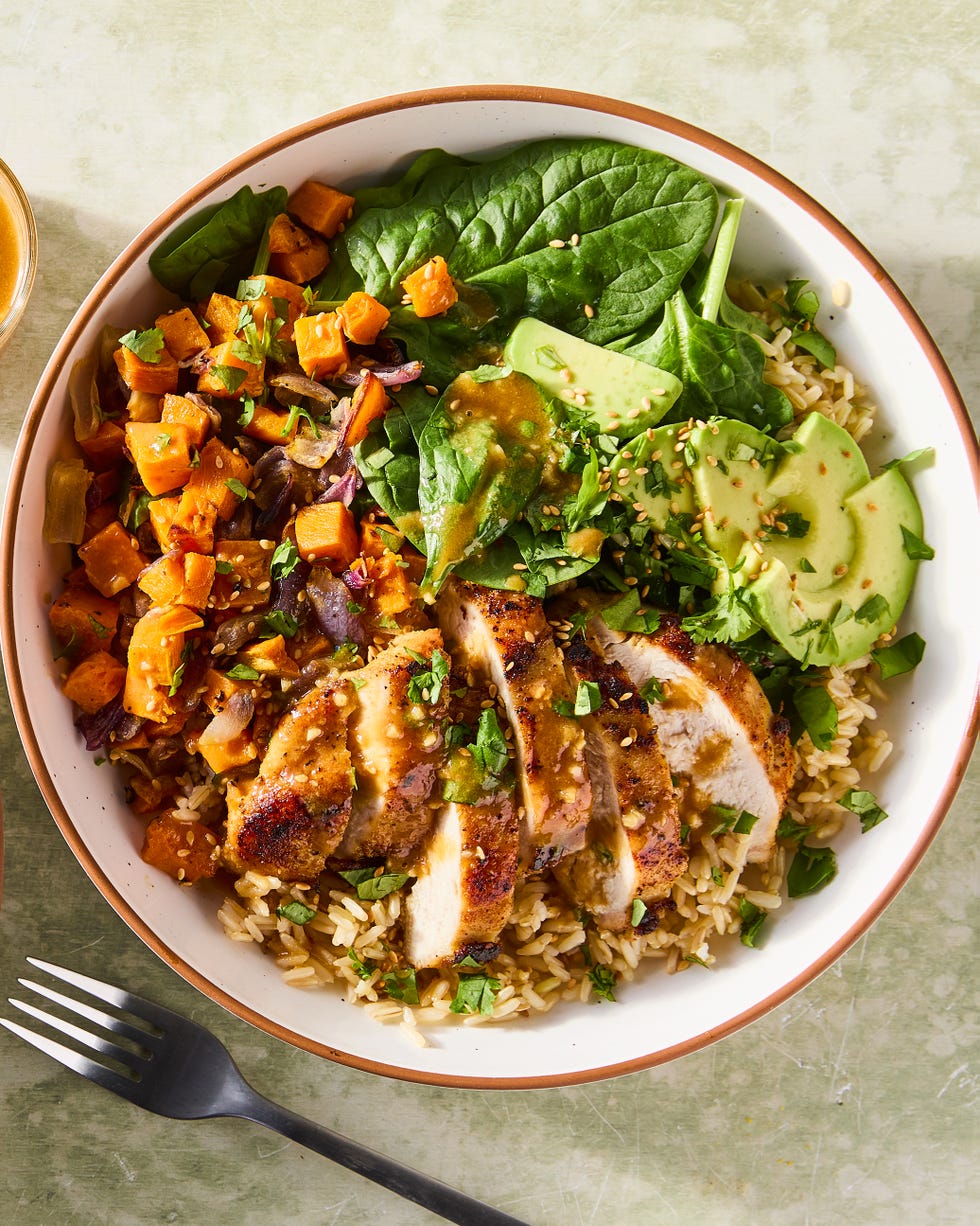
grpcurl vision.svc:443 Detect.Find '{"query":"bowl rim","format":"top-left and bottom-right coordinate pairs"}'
top-left (2, 84), bottom-right (978, 1088)
top-left (0, 154), bottom-right (38, 348)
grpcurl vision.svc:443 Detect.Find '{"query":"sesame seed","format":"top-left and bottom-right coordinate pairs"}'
top-left (548, 238), bottom-right (566, 248)
top-left (570, 233), bottom-right (580, 246)
top-left (583, 304), bottom-right (595, 318)
top-left (834, 564), bottom-right (848, 577)
top-left (620, 735), bottom-right (633, 747)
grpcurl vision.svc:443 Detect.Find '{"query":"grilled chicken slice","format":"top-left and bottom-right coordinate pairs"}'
top-left (553, 638), bottom-right (687, 930)
top-left (437, 579), bottom-right (591, 870)
top-left (335, 628), bottom-right (450, 860)
top-left (222, 676), bottom-right (355, 880)
top-left (583, 610), bottom-right (793, 862)
top-left (404, 788), bottom-right (520, 969)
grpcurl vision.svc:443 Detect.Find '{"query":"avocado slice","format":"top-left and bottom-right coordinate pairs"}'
top-left (743, 465), bottom-right (923, 666)
top-left (503, 317), bottom-right (682, 437)
top-left (608, 423), bottom-right (695, 530)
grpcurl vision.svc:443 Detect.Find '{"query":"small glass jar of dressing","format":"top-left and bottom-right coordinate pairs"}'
top-left (0, 157), bottom-right (37, 354)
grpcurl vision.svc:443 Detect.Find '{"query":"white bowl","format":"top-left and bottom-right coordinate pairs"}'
top-left (2, 87), bottom-right (977, 1087)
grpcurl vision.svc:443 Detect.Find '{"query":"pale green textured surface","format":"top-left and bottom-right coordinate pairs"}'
top-left (0, 3), bottom-right (977, 1223)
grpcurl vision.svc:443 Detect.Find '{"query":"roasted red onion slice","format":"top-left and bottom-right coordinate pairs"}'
top-left (340, 561), bottom-right (371, 592)
top-left (76, 696), bottom-right (143, 751)
top-left (334, 359), bottom-right (423, 388)
top-left (198, 688), bottom-right (254, 750)
top-left (316, 467), bottom-right (360, 506)
top-left (306, 566), bottom-right (367, 647)
top-left (268, 371), bottom-right (338, 406)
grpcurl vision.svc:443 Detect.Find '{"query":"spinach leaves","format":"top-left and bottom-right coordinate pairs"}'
top-left (320, 138), bottom-right (718, 349)
top-left (150, 185), bottom-right (288, 300)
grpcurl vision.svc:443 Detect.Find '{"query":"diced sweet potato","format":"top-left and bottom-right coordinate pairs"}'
top-left (242, 403), bottom-right (297, 445)
top-left (294, 311), bottom-right (348, 380)
top-left (288, 180), bottom-right (355, 239)
top-left (82, 500), bottom-right (118, 543)
top-left (360, 519), bottom-right (405, 559)
top-left (243, 274), bottom-right (307, 341)
top-left (196, 341), bottom-right (264, 400)
top-left (123, 604), bottom-right (204, 723)
top-left (202, 293), bottom-right (244, 344)
top-left (368, 551), bottom-right (417, 618)
top-left (138, 551), bottom-right (216, 609)
top-left (113, 344), bottom-right (179, 395)
top-left (161, 394), bottom-right (212, 449)
top-left (236, 633), bottom-right (300, 678)
top-left (341, 371), bottom-right (389, 448)
top-left (294, 501), bottom-right (359, 568)
top-left (49, 584), bottom-right (119, 656)
top-left (155, 307), bottom-right (210, 360)
top-left (267, 214), bottom-right (329, 282)
top-left (196, 729), bottom-right (258, 776)
top-left (77, 419), bottom-right (126, 472)
top-left (210, 539), bottom-right (274, 609)
top-left (125, 420), bottom-right (196, 495)
top-left (184, 437), bottom-right (253, 520)
top-left (168, 488), bottom-right (217, 554)
top-left (61, 650), bottom-right (127, 714)
top-left (77, 521), bottom-right (148, 597)
top-left (338, 291), bottom-right (390, 346)
top-left (141, 813), bottom-right (219, 883)
top-left (148, 496), bottom-right (180, 551)
top-left (401, 255), bottom-right (458, 318)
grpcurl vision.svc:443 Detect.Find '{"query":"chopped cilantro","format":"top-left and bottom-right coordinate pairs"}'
top-left (450, 972), bottom-right (501, 1016)
top-left (347, 948), bottom-right (375, 980)
top-left (224, 477), bottom-right (249, 500)
top-left (346, 600), bottom-right (366, 615)
top-left (150, 431), bottom-right (172, 455)
top-left (263, 609), bottom-right (298, 639)
top-left (382, 967), bottom-right (419, 1004)
top-left (776, 814), bottom-right (816, 844)
top-left (710, 805), bottom-right (759, 836)
top-left (554, 679), bottom-right (602, 718)
top-left (238, 397), bottom-right (256, 427)
top-left (211, 364), bottom-right (248, 394)
top-left (630, 898), bottom-right (647, 928)
top-left (277, 900), bottom-right (316, 925)
top-left (338, 867), bottom-right (410, 900)
top-left (214, 559), bottom-right (234, 574)
top-left (738, 897), bottom-right (767, 947)
top-left (854, 593), bottom-right (890, 624)
top-left (226, 664), bottom-right (261, 681)
top-left (406, 647), bottom-right (450, 705)
top-left (87, 613), bottom-right (110, 639)
top-left (787, 843), bottom-right (837, 897)
top-left (682, 953), bottom-right (710, 968)
top-left (270, 541), bottom-right (300, 582)
top-left (900, 525), bottom-right (934, 561)
top-left (839, 787), bottom-right (889, 833)
top-left (761, 511), bottom-right (810, 539)
top-left (639, 676), bottom-right (665, 705)
top-left (798, 556), bottom-right (817, 573)
top-left (119, 327), bottom-right (165, 363)
top-left (587, 964), bottom-right (617, 1002)
top-left (871, 632), bottom-right (925, 680)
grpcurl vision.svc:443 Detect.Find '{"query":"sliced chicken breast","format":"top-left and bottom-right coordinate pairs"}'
top-left (583, 610), bottom-right (793, 862)
top-left (222, 676), bottom-right (355, 880)
top-left (403, 787), bottom-right (520, 969)
top-left (437, 579), bottom-right (591, 870)
top-left (553, 638), bottom-right (687, 930)
top-left (335, 628), bottom-right (450, 861)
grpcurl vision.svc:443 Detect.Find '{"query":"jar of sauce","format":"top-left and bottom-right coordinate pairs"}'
top-left (0, 157), bottom-right (37, 352)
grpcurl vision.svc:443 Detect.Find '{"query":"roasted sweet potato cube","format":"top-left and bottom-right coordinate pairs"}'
top-left (287, 180), bottom-right (355, 239)
top-left (267, 213), bottom-right (330, 283)
top-left (294, 501), bottom-right (359, 568)
top-left (201, 667), bottom-right (254, 715)
top-left (62, 650), bottom-right (127, 714)
top-left (77, 521), bottom-right (148, 597)
top-left (125, 420), bottom-right (196, 495)
top-left (236, 633), bottom-right (300, 679)
top-left (49, 584), bottom-right (119, 656)
top-left (82, 500), bottom-right (118, 543)
top-left (210, 539), bottom-right (274, 609)
top-left (242, 403), bottom-right (297, 445)
top-left (113, 344), bottom-right (179, 395)
top-left (196, 729), bottom-right (258, 776)
top-left (169, 488), bottom-right (217, 554)
top-left (401, 255), bottom-right (458, 318)
top-left (242, 274), bottom-right (307, 340)
top-left (294, 311), bottom-right (348, 380)
top-left (368, 551), bottom-right (417, 618)
top-left (78, 419), bottom-right (126, 472)
top-left (360, 519), bottom-right (405, 559)
top-left (196, 341), bottom-right (264, 400)
top-left (155, 307), bottom-right (210, 360)
top-left (148, 496), bottom-right (180, 551)
top-left (338, 291), bottom-right (390, 346)
top-left (184, 437), bottom-right (253, 520)
top-left (268, 212), bottom-right (309, 254)
top-left (123, 604), bottom-right (203, 722)
top-left (161, 393), bottom-right (212, 448)
top-left (340, 371), bottom-right (389, 448)
top-left (138, 551), bottom-right (216, 608)
top-left (202, 293), bottom-right (244, 344)
top-left (141, 813), bottom-right (219, 883)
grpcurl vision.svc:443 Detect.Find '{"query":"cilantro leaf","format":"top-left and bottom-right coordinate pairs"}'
top-left (382, 967), bottom-right (420, 1004)
top-left (226, 664), bottom-right (261, 681)
top-left (900, 526), bottom-right (934, 561)
top-left (871, 632), bottom-right (925, 680)
top-left (639, 676), bottom-right (664, 705)
top-left (406, 647), bottom-right (450, 705)
top-left (839, 787), bottom-right (889, 833)
top-left (738, 897), bottom-right (767, 947)
top-left (554, 679), bottom-right (602, 718)
top-left (211, 364), bottom-right (248, 394)
top-left (119, 327), bottom-right (165, 363)
top-left (225, 477), bottom-right (249, 500)
top-left (277, 900), bottom-right (316, 925)
top-left (787, 843), bottom-right (837, 897)
top-left (854, 593), bottom-right (890, 624)
top-left (270, 540), bottom-right (300, 582)
top-left (586, 964), bottom-right (617, 1002)
top-left (338, 867), bottom-right (410, 900)
top-left (263, 609), bottom-right (298, 639)
top-left (347, 948), bottom-right (375, 980)
top-left (450, 972), bottom-right (501, 1016)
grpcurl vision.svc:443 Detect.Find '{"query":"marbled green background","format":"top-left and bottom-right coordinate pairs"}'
top-left (1, 3), bottom-right (976, 1223)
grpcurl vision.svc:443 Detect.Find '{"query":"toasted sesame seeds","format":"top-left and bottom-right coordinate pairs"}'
top-left (583, 304), bottom-right (595, 318)
top-left (548, 238), bottom-right (566, 248)
top-left (570, 233), bottom-right (580, 246)
top-left (834, 564), bottom-right (848, 577)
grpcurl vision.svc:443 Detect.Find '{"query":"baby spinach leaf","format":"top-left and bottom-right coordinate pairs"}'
top-left (839, 787), bottom-right (889, 833)
top-left (150, 184), bottom-right (289, 300)
top-left (450, 972), bottom-right (501, 1016)
top-left (787, 843), bottom-right (837, 897)
top-left (329, 138), bottom-right (717, 347)
top-left (628, 290), bottom-right (793, 433)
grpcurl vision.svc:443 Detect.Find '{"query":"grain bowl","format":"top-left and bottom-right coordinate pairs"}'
top-left (2, 87), bottom-right (977, 1087)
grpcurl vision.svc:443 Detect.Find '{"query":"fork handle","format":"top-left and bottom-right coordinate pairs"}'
top-left (234, 1092), bottom-right (529, 1225)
